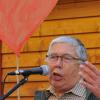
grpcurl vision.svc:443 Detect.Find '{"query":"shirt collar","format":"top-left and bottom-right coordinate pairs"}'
top-left (47, 80), bottom-right (86, 97)
top-left (68, 80), bottom-right (86, 96)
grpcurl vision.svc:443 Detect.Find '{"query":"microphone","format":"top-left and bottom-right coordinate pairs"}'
top-left (7, 65), bottom-right (49, 76)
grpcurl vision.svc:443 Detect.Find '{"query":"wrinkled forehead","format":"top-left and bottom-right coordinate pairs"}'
top-left (49, 36), bottom-right (80, 47)
top-left (48, 42), bottom-right (78, 56)
top-left (48, 37), bottom-right (80, 52)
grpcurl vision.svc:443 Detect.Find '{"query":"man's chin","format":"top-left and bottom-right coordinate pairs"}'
top-left (51, 81), bottom-right (62, 88)
top-left (52, 75), bottom-right (63, 81)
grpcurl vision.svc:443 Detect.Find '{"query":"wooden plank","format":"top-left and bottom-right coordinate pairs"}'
top-left (2, 37), bottom-right (42, 53)
top-left (75, 0), bottom-right (100, 2)
top-left (88, 49), bottom-right (100, 63)
top-left (95, 49), bottom-right (100, 64)
top-left (41, 17), bottom-right (100, 35)
top-left (96, 64), bottom-right (100, 70)
top-left (58, 0), bottom-right (99, 4)
top-left (31, 27), bottom-right (40, 37)
top-left (4, 82), bottom-right (49, 96)
top-left (58, 0), bottom-right (75, 4)
top-left (47, 1), bottom-right (100, 20)
top-left (2, 52), bottom-right (41, 68)
top-left (2, 33), bottom-right (100, 53)
top-left (73, 34), bottom-right (100, 49)
top-left (25, 37), bottom-right (42, 52)
top-left (39, 34), bottom-right (100, 51)
top-left (58, 0), bottom-right (100, 5)
top-left (6, 97), bottom-right (34, 100)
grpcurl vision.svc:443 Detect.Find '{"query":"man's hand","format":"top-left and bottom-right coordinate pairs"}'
top-left (79, 61), bottom-right (100, 98)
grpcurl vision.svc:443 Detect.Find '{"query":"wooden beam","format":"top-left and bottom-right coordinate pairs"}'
top-left (58, 0), bottom-right (97, 5)
top-left (47, 1), bottom-right (100, 20)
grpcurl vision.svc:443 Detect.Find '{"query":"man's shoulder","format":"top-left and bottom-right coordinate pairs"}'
top-left (87, 93), bottom-right (99, 100)
top-left (34, 90), bottom-right (99, 100)
top-left (34, 90), bottom-right (51, 100)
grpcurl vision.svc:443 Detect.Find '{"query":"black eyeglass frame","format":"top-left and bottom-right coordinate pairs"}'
top-left (46, 54), bottom-right (85, 62)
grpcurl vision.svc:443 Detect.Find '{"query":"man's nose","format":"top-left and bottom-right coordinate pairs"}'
top-left (55, 57), bottom-right (63, 67)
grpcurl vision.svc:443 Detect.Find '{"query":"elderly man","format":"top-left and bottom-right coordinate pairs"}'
top-left (34, 36), bottom-right (100, 100)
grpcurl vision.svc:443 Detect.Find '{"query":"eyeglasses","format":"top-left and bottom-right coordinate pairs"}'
top-left (46, 54), bottom-right (84, 63)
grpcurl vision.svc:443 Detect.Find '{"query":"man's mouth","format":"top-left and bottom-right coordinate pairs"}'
top-left (52, 72), bottom-right (63, 81)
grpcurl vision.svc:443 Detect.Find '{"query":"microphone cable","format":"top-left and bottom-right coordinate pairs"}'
top-left (2, 73), bottom-right (8, 96)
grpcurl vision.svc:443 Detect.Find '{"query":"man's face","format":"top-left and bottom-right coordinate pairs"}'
top-left (46, 43), bottom-right (81, 91)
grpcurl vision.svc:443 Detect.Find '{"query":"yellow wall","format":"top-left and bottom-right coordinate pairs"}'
top-left (2, 0), bottom-right (100, 100)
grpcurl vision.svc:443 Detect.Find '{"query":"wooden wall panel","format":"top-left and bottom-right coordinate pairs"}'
top-left (31, 27), bottom-right (40, 37)
top-left (2, 53), bottom-right (41, 68)
top-left (2, 37), bottom-right (42, 54)
top-left (96, 64), bottom-right (100, 70)
top-left (39, 34), bottom-right (100, 50)
top-left (6, 97), bottom-right (34, 100)
top-left (4, 82), bottom-right (49, 96)
top-left (47, 0), bottom-right (100, 20)
top-left (2, 33), bottom-right (100, 53)
top-left (41, 18), bottom-right (100, 35)
top-left (58, 0), bottom-right (100, 4)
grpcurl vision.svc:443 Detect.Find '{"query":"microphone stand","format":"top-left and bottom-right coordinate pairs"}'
top-left (1, 76), bottom-right (28, 100)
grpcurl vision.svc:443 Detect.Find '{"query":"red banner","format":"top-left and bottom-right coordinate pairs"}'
top-left (0, 0), bottom-right (58, 56)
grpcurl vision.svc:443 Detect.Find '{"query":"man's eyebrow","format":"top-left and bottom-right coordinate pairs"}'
top-left (48, 53), bottom-right (74, 56)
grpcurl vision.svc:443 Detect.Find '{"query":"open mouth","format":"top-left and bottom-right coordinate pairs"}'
top-left (53, 72), bottom-right (61, 76)
top-left (52, 72), bottom-right (63, 81)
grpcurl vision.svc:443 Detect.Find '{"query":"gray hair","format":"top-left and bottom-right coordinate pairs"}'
top-left (48, 36), bottom-right (88, 62)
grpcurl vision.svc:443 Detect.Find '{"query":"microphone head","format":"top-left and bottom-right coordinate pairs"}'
top-left (40, 65), bottom-right (49, 75)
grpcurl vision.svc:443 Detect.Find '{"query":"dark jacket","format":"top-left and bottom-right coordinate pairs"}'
top-left (87, 93), bottom-right (99, 100)
top-left (34, 90), bottom-right (99, 100)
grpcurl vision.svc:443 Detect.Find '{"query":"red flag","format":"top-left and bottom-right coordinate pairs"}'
top-left (0, 0), bottom-right (58, 56)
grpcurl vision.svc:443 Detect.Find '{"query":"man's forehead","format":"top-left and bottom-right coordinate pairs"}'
top-left (50, 42), bottom-right (77, 51)
top-left (50, 42), bottom-right (77, 49)
top-left (48, 43), bottom-right (78, 56)
top-left (47, 53), bottom-right (76, 57)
